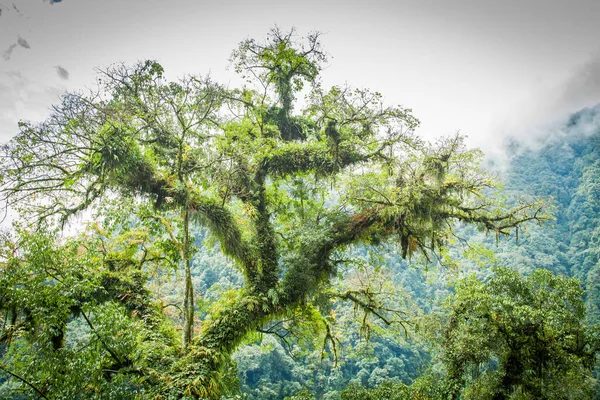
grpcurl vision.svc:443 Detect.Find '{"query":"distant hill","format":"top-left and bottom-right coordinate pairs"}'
top-left (501, 104), bottom-right (600, 322)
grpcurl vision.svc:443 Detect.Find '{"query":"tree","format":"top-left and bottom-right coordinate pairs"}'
top-left (338, 377), bottom-right (443, 400)
top-left (0, 226), bottom-right (178, 399)
top-left (0, 27), bottom-right (546, 398)
top-left (437, 267), bottom-right (599, 399)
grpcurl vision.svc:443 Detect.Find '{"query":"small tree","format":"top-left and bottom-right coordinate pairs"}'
top-left (0, 28), bottom-right (545, 398)
top-left (439, 267), bottom-right (599, 399)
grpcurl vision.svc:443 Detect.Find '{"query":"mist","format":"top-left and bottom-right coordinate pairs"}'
top-left (477, 50), bottom-right (600, 172)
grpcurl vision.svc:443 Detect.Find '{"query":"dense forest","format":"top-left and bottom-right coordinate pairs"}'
top-left (1, 29), bottom-right (599, 399)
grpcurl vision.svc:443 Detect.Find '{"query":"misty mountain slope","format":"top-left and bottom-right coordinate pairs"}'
top-left (489, 104), bottom-right (600, 321)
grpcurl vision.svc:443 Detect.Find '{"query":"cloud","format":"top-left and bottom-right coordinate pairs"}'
top-left (489, 53), bottom-right (600, 149)
top-left (523, 54), bottom-right (600, 142)
top-left (475, 52), bottom-right (600, 174)
top-left (559, 56), bottom-right (600, 116)
top-left (55, 65), bottom-right (69, 80)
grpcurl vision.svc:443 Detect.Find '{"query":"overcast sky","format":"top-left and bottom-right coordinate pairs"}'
top-left (1, 0), bottom-right (600, 157)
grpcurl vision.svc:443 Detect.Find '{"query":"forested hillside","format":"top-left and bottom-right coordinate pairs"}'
top-left (0, 29), bottom-right (598, 400)
top-left (504, 107), bottom-right (600, 322)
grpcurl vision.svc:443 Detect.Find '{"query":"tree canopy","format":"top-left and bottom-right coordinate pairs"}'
top-left (436, 267), bottom-right (599, 399)
top-left (0, 28), bottom-right (546, 399)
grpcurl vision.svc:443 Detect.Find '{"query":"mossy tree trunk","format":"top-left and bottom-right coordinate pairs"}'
top-left (182, 206), bottom-right (195, 349)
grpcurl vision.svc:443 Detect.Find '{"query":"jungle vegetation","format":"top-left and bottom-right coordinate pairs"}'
top-left (0, 28), bottom-right (598, 399)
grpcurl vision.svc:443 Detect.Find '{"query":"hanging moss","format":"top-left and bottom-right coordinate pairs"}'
top-left (189, 195), bottom-right (253, 271)
top-left (264, 106), bottom-right (306, 141)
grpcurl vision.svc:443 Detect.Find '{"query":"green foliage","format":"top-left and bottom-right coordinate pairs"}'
top-left (0, 224), bottom-right (182, 399)
top-left (436, 266), bottom-right (598, 399)
top-left (231, 27), bottom-right (326, 120)
top-left (339, 376), bottom-right (443, 400)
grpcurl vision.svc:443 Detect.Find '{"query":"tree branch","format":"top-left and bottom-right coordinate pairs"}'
top-left (0, 363), bottom-right (51, 400)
